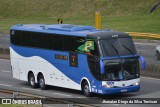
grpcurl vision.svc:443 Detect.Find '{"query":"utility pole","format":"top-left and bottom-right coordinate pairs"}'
top-left (95, 0), bottom-right (101, 29)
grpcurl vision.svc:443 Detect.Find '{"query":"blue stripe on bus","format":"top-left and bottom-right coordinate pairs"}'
top-left (11, 44), bottom-right (94, 84)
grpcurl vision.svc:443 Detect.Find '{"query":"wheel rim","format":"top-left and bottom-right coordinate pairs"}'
top-left (39, 78), bottom-right (44, 88)
top-left (30, 76), bottom-right (35, 86)
top-left (84, 85), bottom-right (89, 95)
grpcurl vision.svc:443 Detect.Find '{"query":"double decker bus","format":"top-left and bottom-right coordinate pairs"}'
top-left (10, 24), bottom-right (145, 96)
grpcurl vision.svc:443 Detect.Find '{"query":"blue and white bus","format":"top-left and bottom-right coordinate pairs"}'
top-left (10, 24), bottom-right (145, 96)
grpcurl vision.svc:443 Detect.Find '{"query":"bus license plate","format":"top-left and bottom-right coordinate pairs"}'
top-left (121, 89), bottom-right (127, 92)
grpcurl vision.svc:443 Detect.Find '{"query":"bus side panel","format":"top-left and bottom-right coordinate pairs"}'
top-left (45, 63), bottom-right (81, 90)
top-left (25, 59), bottom-right (46, 83)
top-left (19, 59), bottom-right (27, 81)
top-left (11, 46), bottom-right (81, 90)
top-left (11, 58), bottom-right (19, 79)
top-left (45, 57), bottom-right (82, 90)
top-left (49, 52), bottom-right (94, 90)
top-left (10, 47), bottom-right (20, 79)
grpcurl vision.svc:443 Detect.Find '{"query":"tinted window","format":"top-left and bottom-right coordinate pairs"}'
top-left (100, 37), bottom-right (136, 57)
top-left (52, 35), bottom-right (63, 50)
top-left (42, 34), bottom-right (52, 49)
top-left (22, 32), bottom-right (31, 46)
top-left (63, 36), bottom-right (75, 51)
top-left (31, 32), bottom-right (43, 48)
top-left (10, 30), bottom-right (87, 53)
top-left (88, 56), bottom-right (101, 80)
top-left (90, 41), bottom-right (99, 56)
top-left (63, 36), bottom-right (85, 52)
top-left (11, 30), bottom-right (21, 45)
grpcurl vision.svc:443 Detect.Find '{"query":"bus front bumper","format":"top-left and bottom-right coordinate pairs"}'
top-left (97, 85), bottom-right (140, 95)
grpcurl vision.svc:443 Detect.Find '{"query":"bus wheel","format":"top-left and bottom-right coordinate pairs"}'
top-left (28, 73), bottom-right (37, 88)
top-left (38, 75), bottom-right (46, 90)
top-left (82, 81), bottom-right (92, 97)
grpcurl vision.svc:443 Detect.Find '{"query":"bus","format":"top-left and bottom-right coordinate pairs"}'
top-left (10, 24), bottom-right (145, 97)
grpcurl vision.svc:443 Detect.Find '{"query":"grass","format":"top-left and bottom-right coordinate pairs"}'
top-left (0, 0), bottom-right (159, 34)
top-left (0, 0), bottom-right (159, 18)
top-left (0, 14), bottom-right (159, 34)
top-left (103, 14), bottom-right (160, 34)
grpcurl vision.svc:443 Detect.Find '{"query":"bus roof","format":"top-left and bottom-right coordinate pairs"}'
top-left (10, 24), bottom-right (129, 38)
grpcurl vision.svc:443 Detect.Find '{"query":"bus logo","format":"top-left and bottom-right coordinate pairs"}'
top-left (122, 83), bottom-right (125, 87)
top-left (69, 53), bottom-right (78, 67)
top-left (112, 35), bottom-right (118, 38)
top-left (71, 56), bottom-right (76, 65)
top-left (55, 54), bottom-right (68, 60)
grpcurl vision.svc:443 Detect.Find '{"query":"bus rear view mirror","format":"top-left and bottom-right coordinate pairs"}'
top-left (139, 56), bottom-right (145, 71)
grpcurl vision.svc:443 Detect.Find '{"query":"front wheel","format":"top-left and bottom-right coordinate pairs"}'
top-left (38, 75), bottom-right (46, 90)
top-left (82, 81), bottom-right (92, 97)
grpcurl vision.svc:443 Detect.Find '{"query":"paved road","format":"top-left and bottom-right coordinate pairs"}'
top-left (0, 59), bottom-right (160, 107)
top-left (135, 41), bottom-right (159, 64)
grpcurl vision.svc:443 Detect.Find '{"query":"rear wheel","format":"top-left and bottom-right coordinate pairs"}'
top-left (38, 75), bottom-right (46, 90)
top-left (82, 81), bottom-right (92, 97)
top-left (28, 73), bottom-right (37, 88)
top-left (156, 50), bottom-right (160, 60)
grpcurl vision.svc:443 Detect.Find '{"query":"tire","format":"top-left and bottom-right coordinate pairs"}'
top-left (38, 75), bottom-right (46, 90)
top-left (156, 50), bottom-right (160, 60)
top-left (28, 73), bottom-right (37, 88)
top-left (82, 81), bottom-right (92, 97)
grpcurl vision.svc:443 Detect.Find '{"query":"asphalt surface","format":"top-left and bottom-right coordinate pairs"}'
top-left (134, 41), bottom-right (159, 64)
top-left (0, 59), bottom-right (160, 107)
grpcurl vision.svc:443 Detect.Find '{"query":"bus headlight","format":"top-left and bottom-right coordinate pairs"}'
top-left (133, 82), bottom-right (139, 86)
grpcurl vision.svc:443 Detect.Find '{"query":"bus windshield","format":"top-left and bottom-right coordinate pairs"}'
top-left (100, 37), bottom-right (136, 57)
top-left (102, 58), bottom-right (139, 81)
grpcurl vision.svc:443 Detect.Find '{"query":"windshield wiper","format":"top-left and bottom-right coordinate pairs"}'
top-left (121, 44), bottom-right (134, 55)
top-left (111, 43), bottom-right (119, 56)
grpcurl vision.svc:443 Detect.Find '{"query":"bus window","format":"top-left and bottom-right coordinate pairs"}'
top-left (90, 41), bottom-right (99, 56)
top-left (11, 30), bottom-right (22, 46)
top-left (88, 55), bottom-right (101, 80)
top-left (52, 34), bottom-right (63, 51)
top-left (63, 36), bottom-right (85, 52)
top-left (31, 32), bottom-right (43, 48)
top-left (76, 39), bottom-right (99, 56)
